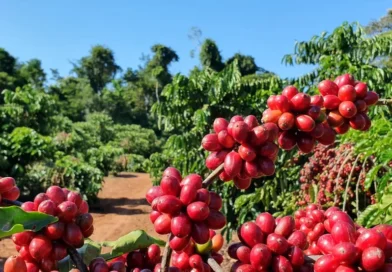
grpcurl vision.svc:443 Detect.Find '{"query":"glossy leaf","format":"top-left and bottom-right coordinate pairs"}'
top-left (99, 230), bottom-right (165, 258)
top-left (0, 206), bottom-right (57, 238)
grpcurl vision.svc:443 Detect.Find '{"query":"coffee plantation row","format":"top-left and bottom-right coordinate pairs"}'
top-left (1, 73), bottom-right (392, 272)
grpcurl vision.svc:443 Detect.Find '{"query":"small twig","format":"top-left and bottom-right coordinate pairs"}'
top-left (67, 246), bottom-right (88, 272)
top-left (343, 155), bottom-right (360, 212)
top-left (304, 255), bottom-right (322, 263)
top-left (333, 152), bottom-right (353, 205)
top-left (207, 257), bottom-right (223, 272)
top-left (160, 234), bottom-right (174, 272)
top-left (202, 163), bottom-right (224, 188)
top-left (1, 199), bottom-right (23, 206)
top-left (376, 99), bottom-right (392, 106)
top-left (356, 158), bottom-right (368, 218)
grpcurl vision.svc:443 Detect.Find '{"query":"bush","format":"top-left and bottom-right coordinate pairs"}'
top-left (113, 154), bottom-right (147, 173)
top-left (0, 127), bottom-right (53, 179)
top-left (86, 145), bottom-right (124, 176)
top-left (110, 124), bottom-right (161, 157)
top-left (52, 154), bottom-right (104, 201)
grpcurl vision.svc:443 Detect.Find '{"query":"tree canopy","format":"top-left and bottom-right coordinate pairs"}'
top-left (72, 45), bottom-right (121, 93)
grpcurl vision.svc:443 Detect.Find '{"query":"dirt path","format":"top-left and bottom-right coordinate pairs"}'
top-left (0, 173), bottom-right (234, 271)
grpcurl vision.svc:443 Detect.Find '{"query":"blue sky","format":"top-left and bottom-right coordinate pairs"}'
top-left (1, 0), bottom-right (390, 80)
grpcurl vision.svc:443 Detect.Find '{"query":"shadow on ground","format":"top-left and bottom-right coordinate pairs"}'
top-left (90, 197), bottom-right (149, 215)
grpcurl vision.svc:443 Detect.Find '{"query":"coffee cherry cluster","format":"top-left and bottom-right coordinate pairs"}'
top-left (87, 244), bottom-right (161, 272)
top-left (264, 86), bottom-right (336, 153)
top-left (202, 115), bottom-right (279, 189)
top-left (229, 212), bottom-right (306, 271)
top-left (229, 203), bottom-right (392, 271)
top-left (297, 204), bottom-right (392, 272)
top-left (293, 204), bottom-right (331, 256)
top-left (318, 74), bottom-right (378, 134)
top-left (298, 143), bottom-right (373, 210)
top-left (9, 186), bottom-right (93, 272)
top-left (171, 230), bottom-right (224, 271)
top-left (0, 177), bottom-right (20, 203)
top-left (146, 167), bottom-right (226, 247)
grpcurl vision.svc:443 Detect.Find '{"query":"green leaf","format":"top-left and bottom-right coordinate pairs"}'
top-left (309, 184), bottom-right (318, 203)
top-left (357, 204), bottom-right (383, 227)
top-left (99, 230), bottom-right (165, 259)
top-left (0, 206), bottom-right (57, 238)
top-left (364, 165), bottom-right (382, 190)
top-left (380, 193), bottom-right (392, 210)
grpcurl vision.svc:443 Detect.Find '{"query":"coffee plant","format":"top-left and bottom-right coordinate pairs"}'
top-left (298, 143), bottom-right (373, 213)
top-left (148, 22), bottom-right (392, 239)
top-left (1, 70), bottom-right (392, 272)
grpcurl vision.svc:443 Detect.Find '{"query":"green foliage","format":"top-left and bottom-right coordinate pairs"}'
top-left (7, 127), bottom-right (53, 166)
top-left (113, 154), bottom-right (147, 173)
top-left (282, 22), bottom-right (392, 102)
top-left (86, 145), bottom-right (124, 176)
top-left (0, 72), bottom-right (17, 93)
top-left (101, 80), bottom-right (149, 126)
top-left (99, 230), bottom-right (165, 258)
top-left (0, 110), bottom-right (161, 200)
top-left (0, 206), bottom-right (57, 238)
top-left (341, 118), bottom-right (392, 188)
top-left (0, 48), bottom-right (16, 75)
top-left (365, 9), bottom-right (392, 36)
top-left (280, 21), bottom-right (392, 227)
top-left (0, 49), bottom-right (47, 92)
top-left (52, 154), bottom-right (104, 201)
top-left (0, 20), bottom-right (391, 222)
top-left (1, 85), bottom-right (58, 134)
top-left (357, 182), bottom-right (392, 227)
top-left (72, 45), bottom-right (121, 93)
top-left (338, 118), bottom-right (392, 223)
top-left (226, 53), bottom-right (259, 76)
top-left (149, 60), bottom-right (292, 234)
top-left (123, 68), bottom-right (139, 83)
top-left (0, 43), bottom-right (166, 201)
top-left (18, 59), bottom-right (46, 88)
top-left (58, 231), bottom-right (165, 271)
top-left (48, 77), bottom-right (96, 121)
top-left (199, 39), bottom-right (224, 72)
top-left (148, 21), bottom-right (392, 234)
top-left (85, 112), bottom-right (116, 143)
top-left (110, 124), bottom-right (161, 157)
top-left (364, 10), bottom-right (392, 73)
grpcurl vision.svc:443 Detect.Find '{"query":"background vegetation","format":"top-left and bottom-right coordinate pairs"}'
top-left (0, 11), bottom-right (391, 235)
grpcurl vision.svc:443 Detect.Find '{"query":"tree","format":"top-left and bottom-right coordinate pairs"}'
top-left (226, 53), bottom-right (259, 76)
top-left (1, 85), bottom-right (58, 135)
top-left (19, 59), bottom-right (46, 88)
top-left (145, 44), bottom-right (179, 89)
top-left (122, 68), bottom-right (139, 84)
top-left (72, 45), bottom-right (121, 93)
top-left (365, 9), bottom-right (392, 68)
top-left (48, 76), bottom-right (96, 122)
top-left (101, 79), bottom-right (149, 126)
top-left (0, 48), bottom-right (16, 75)
top-left (0, 48), bottom-right (18, 93)
top-left (365, 9), bottom-right (392, 35)
top-left (199, 39), bottom-right (224, 72)
top-left (122, 44), bottom-right (179, 109)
